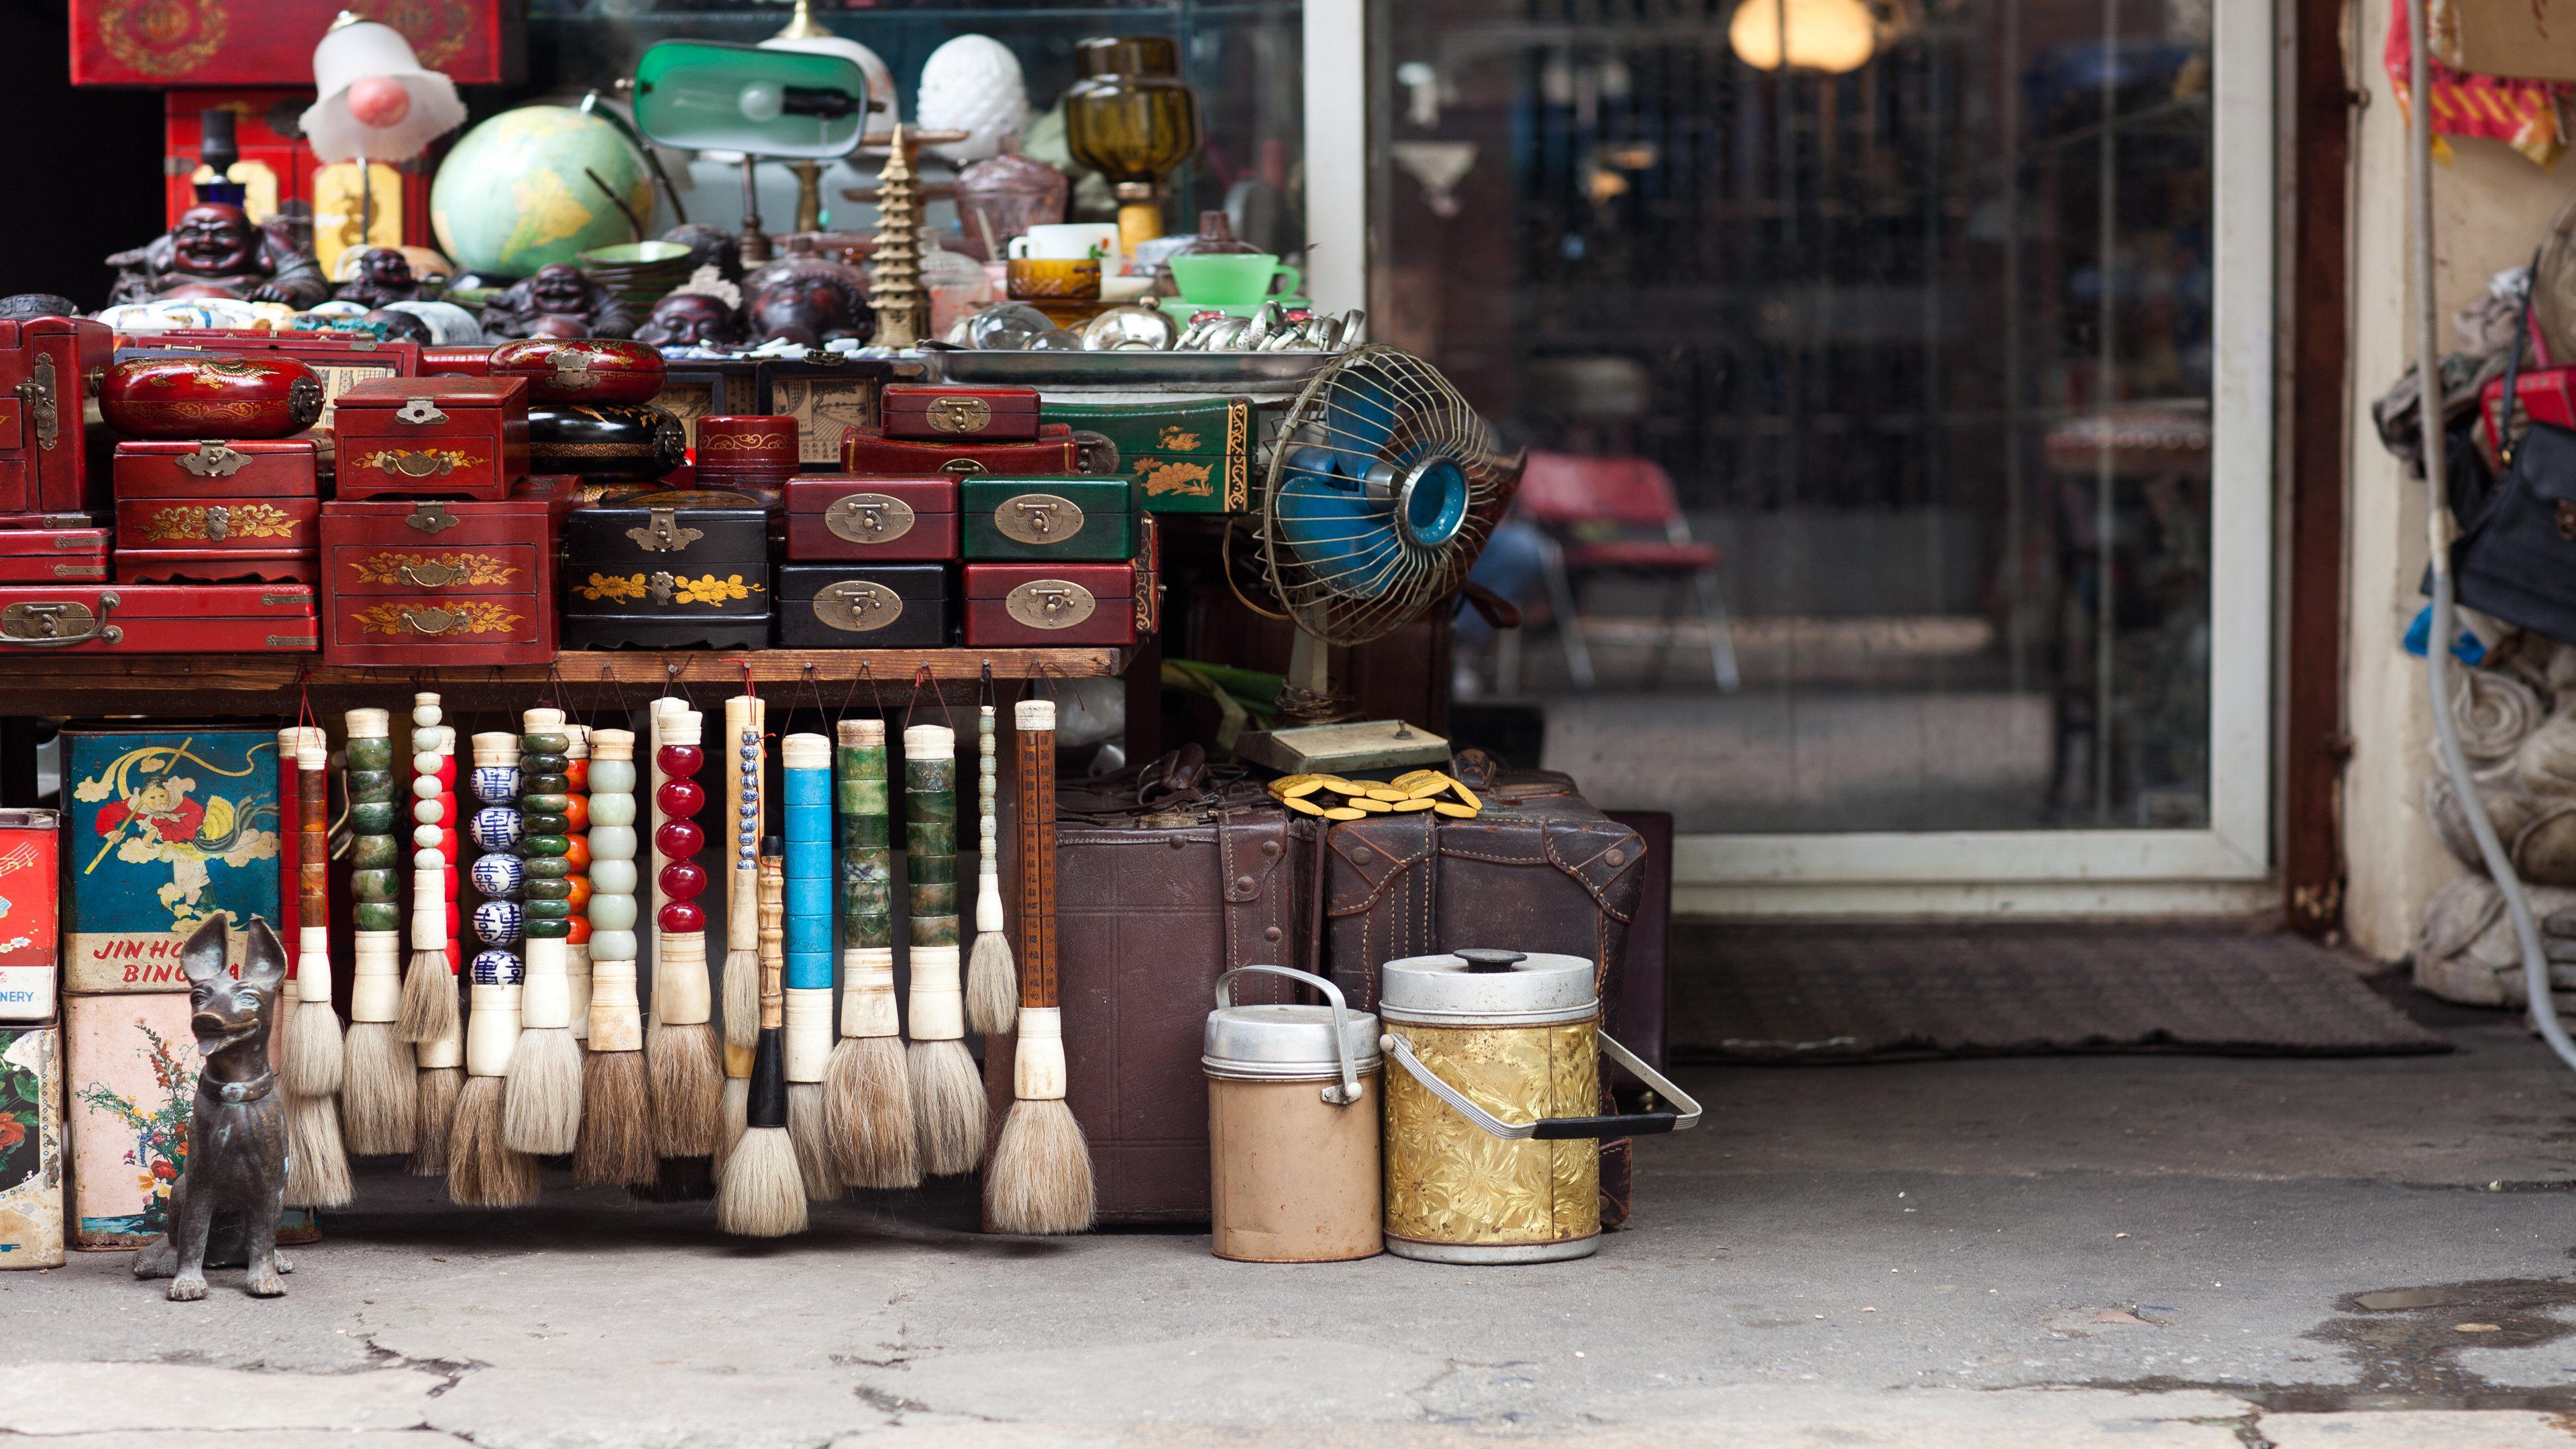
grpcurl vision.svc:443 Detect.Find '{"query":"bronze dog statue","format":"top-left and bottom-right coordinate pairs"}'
top-left (133, 915), bottom-right (292, 1299)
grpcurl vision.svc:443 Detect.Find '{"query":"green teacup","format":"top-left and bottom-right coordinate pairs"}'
top-left (1170, 252), bottom-right (1303, 308)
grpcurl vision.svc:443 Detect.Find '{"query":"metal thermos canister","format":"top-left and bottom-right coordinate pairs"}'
top-left (1203, 965), bottom-right (1383, 1263)
top-left (1378, 948), bottom-right (1701, 1264)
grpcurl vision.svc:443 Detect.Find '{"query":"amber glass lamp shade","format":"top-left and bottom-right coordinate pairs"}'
top-left (1063, 36), bottom-right (1203, 259)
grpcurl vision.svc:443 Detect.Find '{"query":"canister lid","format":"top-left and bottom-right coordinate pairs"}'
top-left (1203, 1002), bottom-right (1381, 1081)
top-left (1377, 949), bottom-right (1597, 1025)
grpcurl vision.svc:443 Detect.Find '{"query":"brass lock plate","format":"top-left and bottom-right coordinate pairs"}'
top-left (824, 493), bottom-right (916, 545)
top-left (20, 354), bottom-right (56, 451)
top-left (176, 441), bottom-right (250, 478)
top-left (811, 580), bottom-right (904, 633)
top-left (553, 352), bottom-right (595, 388)
top-left (627, 508), bottom-right (703, 553)
top-left (925, 395), bottom-right (992, 433)
top-left (0, 595), bottom-right (119, 646)
top-left (994, 494), bottom-right (1083, 546)
top-left (1003, 578), bottom-right (1097, 631)
top-left (394, 396), bottom-right (448, 425)
top-left (407, 501), bottom-right (460, 535)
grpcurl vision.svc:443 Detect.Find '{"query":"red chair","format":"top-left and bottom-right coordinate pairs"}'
top-left (1515, 451), bottom-right (1737, 691)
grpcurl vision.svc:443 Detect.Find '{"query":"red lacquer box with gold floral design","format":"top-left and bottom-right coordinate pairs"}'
top-left (113, 437), bottom-right (319, 499)
top-left (332, 376), bottom-right (530, 500)
top-left (317, 478), bottom-right (578, 666)
top-left (98, 354), bottom-right (321, 441)
top-left (114, 496), bottom-right (319, 584)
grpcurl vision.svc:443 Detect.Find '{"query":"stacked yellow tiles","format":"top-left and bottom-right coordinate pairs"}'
top-left (1266, 770), bottom-right (1484, 822)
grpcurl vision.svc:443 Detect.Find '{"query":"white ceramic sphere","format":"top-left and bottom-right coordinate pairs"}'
top-left (413, 704), bottom-right (441, 727)
top-left (413, 775), bottom-right (442, 800)
top-left (916, 34), bottom-right (1028, 164)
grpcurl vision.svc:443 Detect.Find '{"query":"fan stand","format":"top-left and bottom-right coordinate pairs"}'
top-left (1232, 628), bottom-right (1453, 777)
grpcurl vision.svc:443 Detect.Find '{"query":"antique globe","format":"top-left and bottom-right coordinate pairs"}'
top-left (431, 106), bottom-right (655, 279)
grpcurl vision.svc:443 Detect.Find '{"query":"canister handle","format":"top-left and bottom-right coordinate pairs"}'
top-left (1379, 1029), bottom-right (1703, 1139)
top-left (1216, 964), bottom-right (1364, 1107)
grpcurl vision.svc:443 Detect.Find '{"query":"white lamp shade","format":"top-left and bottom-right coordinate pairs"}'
top-left (761, 34), bottom-right (896, 123)
top-left (301, 19), bottom-right (468, 163)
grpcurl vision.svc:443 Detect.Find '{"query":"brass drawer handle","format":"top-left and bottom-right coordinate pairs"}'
top-left (388, 450), bottom-right (453, 478)
top-left (399, 560), bottom-right (462, 589)
top-left (401, 606), bottom-right (462, 636)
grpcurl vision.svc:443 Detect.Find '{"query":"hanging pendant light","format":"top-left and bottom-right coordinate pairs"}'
top-left (1729, 0), bottom-right (1879, 75)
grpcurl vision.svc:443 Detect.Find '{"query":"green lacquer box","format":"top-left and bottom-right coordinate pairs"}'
top-left (1042, 397), bottom-right (1252, 515)
top-left (961, 476), bottom-right (1137, 561)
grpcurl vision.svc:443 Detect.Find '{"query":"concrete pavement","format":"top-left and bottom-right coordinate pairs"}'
top-left (5, 977), bottom-right (2576, 1447)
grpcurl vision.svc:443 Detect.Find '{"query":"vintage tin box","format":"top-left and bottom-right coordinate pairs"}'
top-left (61, 729), bottom-right (280, 993)
top-left (0, 812), bottom-right (59, 1022)
top-left (0, 315), bottom-right (113, 516)
top-left (561, 489), bottom-right (771, 649)
top-left (962, 476), bottom-right (1136, 561)
top-left (0, 529), bottom-right (109, 585)
top-left (114, 495), bottom-right (319, 584)
top-left (0, 1024), bottom-right (62, 1267)
top-left (784, 475), bottom-right (958, 561)
top-left (320, 480), bottom-right (577, 667)
top-left (963, 561), bottom-right (1138, 647)
top-left (333, 376), bottom-right (531, 500)
top-left (98, 355), bottom-right (322, 441)
top-left (0, 585), bottom-right (315, 655)
top-left (113, 438), bottom-right (320, 500)
top-left (884, 384), bottom-right (1042, 443)
top-left (841, 424), bottom-right (1081, 478)
top-left (65, 993), bottom-right (313, 1253)
top-left (776, 563), bottom-right (951, 649)
top-left (1044, 396), bottom-right (1252, 514)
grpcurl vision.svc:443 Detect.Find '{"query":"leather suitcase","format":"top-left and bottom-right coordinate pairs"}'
top-left (784, 475), bottom-right (959, 561)
top-left (0, 584), bottom-right (315, 653)
top-left (1326, 763), bottom-right (1649, 1228)
top-left (1604, 810), bottom-right (1672, 1073)
top-left (983, 782), bottom-right (1316, 1226)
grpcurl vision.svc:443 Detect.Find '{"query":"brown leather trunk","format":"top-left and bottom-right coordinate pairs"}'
top-left (1324, 769), bottom-right (1649, 1227)
top-left (982, 789), bottom-right (1316, 1227)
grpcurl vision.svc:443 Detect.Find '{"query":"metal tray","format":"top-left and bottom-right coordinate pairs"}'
top-left (930, 350), bottom-right (1334, 387)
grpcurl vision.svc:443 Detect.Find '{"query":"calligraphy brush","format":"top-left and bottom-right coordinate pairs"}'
top-left (282, 726), bottom-right (352, 1208)
top-left (340, 706), bottom-right (417, 1155)
top-left (986, 698), bottom-right (1094, 1233)
top-left (503, 708), bottom-right (582, 1155)
top-left (647, 700), bottom-right (722, 1159)
top-left (399, 693), bottom-right (462, 1046)
top-left (824, 718), bottom-right (918, 1189)
top-left (780, 732), bottom-right (842, 1200)
top-left (904, 722), bottom-right (983, 1176)
top-left (965, 702), bottom-right (1016, 1035)
top-left (720, 691), bottom-right (763, 1053)
top-left (717, 841), bottom-right (806, 1236)
top-left (449, 731), bottom-right (537, 1206)
top-left (574, 728), bottom-right (654, 1187)
top-left (407, 714), bottom-right (463, 1177)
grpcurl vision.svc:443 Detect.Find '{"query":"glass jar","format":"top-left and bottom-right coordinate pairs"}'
top-left (954, 141), bottom-right (1070, 262)
top-left (1063, 36), bottom-right (1203, 259)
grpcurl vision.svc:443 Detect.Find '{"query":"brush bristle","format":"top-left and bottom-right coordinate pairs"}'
top-left (647, 1021), bottom-right (723, 1157)
top-left (501, 1027), bottom-right (583, 1155)
top-left (908, 1039), bottom-right (987, 1177)
top-left (826, 1037), bottom-right (919, 1189)
top-left (284, 1093), bottom-right (354, 1208)
top-left (715, 1126), bottom-right (808, 1237)
top-left (573, 1051), bottom-right (655, 1187)
top-left (986, 1099), bottom-right (1097, 1236)
top-left (722, 948), bottom-right (759, 1051)
top-left (341, 1022), bottom-right (418, 1157)
top-left (967, 932), bottom-right (1018, 1036)
top-left (786, 1081), bottom-right (843, 1201)
top-left (398, 953), bottom-right (458, 1044)
top-left (408, 1065), bottom-right (462, 1177)
top-left (716, 1075), bottom-right (749, 1177)
top-left (447, 1076), bottom-right (539, 1207)
top-left (282, 998), bottom-right (345, 1097)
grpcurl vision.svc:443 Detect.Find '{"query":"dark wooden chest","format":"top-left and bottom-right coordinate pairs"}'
top-left (961, 476), bottom-right (1136, 561)
top-left (775, 563), bottom-right (951, 648)
top-left (962, 561), bottom-right (1138, 647)
top-left (783, 476), bottom-right (958, 561)
top-left (883, 384), bottom-right (1042, 443)
top-left (561, 489), bottom-right (772, 649)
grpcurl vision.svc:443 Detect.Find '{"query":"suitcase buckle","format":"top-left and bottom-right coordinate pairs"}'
top-left (394, 396), bottom-right (448, 425)
top-left (926, 395), bottom-right (992, 433)
top-left (1004, 578), bottom-right (1096, 630)
top-left (0, 593), bottom-right (119, 647)
top-left (176, 441), bottom-right (250, 478)
top-left (824, 492), bottom-right (915, 545)
top-left (627, 508), bottom-right (703, 553)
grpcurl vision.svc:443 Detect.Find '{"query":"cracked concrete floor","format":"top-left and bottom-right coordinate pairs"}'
top-left (8, 980), bottom-right (2576, 1448)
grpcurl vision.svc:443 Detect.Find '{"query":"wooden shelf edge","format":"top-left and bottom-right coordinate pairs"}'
top-left (0, 647), bottom-right (1128, 700)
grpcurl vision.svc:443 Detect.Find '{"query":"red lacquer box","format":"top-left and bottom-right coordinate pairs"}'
top-left (333, 376), bottom-right (531, 500)
top-left (695, 415), bottom-right (799, 474)
top-left (115, 496), bottom-right (320, 584)
top-left (140, 330), bottom-right (421, 433)
top-left (840, 424), bottom-right (1081, 478)
top-left (319, 478), bottom-right (577, 666)
top-left (881, 384), bottom-right (1042, 443)
top-left (0, 584), bottom-right (314, 652)
top-left (99, 354), bottom-right (321, 441)
top-left (0, 529), bottom-right (108, 584)
top-left (0, 315), bottom-right (113, 516)
top-left (491, 338), bottom-right (665, 404)
top-left (784, 475), bottom-right (958, 561)
top-left (421, 346), bottom-right (494, 377)
top-left (72, 0), bottom-right (519, 87)
top-left (962, 561), bottom-right (1138, 647)
top-left (113, 438), bottom-right (320, 498)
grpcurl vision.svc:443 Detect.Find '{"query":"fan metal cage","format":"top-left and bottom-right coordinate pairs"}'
top-left (1256, 344), bottom-right (1515, 649)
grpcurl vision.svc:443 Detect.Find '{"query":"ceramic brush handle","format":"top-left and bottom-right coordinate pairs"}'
top-left (584, 729), bottom-right (641, 1051)
top-left (975, 706), bottom-right (1002, 936)
top-left (517, 709), bottom-right (572, 1028)
top-left (345, 708), bottom-right (399, 1024)
top-left (782, 733), bottom-right (833, 1079)
top-left (651, 705), bottom-right (710, 1028)
top-left (835, 718), bottom-right (896, 1040)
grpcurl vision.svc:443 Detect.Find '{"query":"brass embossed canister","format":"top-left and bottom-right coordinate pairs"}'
top-left (1204, 965), bottom-right (1382, 1263)
top-left (1379, 949), bottom-right (1700, 1264)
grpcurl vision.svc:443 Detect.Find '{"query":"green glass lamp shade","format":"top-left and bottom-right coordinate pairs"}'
top-left (633, 40), bottom-right (869, 158)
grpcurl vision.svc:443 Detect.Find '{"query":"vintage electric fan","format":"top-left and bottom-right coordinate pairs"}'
top-left (1236, 344), bottom-right (1518, 775)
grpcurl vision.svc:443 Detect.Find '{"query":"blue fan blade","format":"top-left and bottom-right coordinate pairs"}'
top-left (1330, 372), bottom-right (1400, 458)
top-left (1277, 470), bottom-right (1401, 600)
